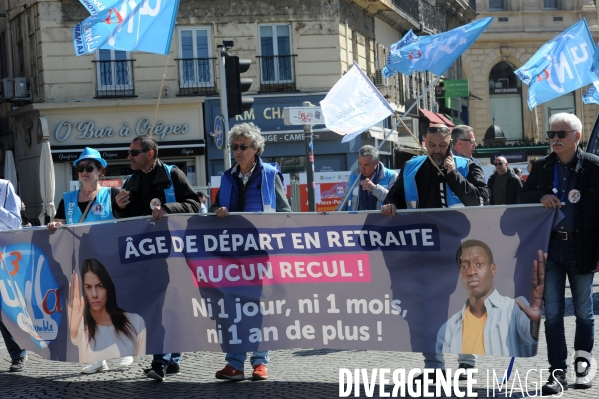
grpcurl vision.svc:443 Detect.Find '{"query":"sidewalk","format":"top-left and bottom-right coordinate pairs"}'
top-left (2, 274), bottom-right (598, 398)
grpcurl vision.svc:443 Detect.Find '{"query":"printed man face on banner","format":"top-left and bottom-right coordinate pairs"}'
top-left (458, 244), bottom-right (496, 301)
top-left (436, 240), bottom-right (545, 357)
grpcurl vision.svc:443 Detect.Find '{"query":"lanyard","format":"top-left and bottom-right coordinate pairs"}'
top-left (553, 162), bottom-right (572, 202)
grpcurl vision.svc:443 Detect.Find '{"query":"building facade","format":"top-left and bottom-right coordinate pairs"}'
top-left (462, 0), bottom-right (599, 165)
top-left (0, 0), bottom-right (475, 218)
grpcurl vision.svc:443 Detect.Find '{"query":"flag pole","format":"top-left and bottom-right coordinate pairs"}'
top-left (149, 55), bottom-right (171, 135)
top-left (337, 75), bottom-right (442, 211)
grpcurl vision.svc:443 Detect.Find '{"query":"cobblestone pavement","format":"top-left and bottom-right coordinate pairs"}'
top-left (2, 275), bottom-right (598, 398)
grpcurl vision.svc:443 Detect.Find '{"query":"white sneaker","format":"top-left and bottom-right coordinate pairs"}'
top-left (81, 360), bottom-right (108, 374)
top-left (117, 356), bottom-right (134, 368)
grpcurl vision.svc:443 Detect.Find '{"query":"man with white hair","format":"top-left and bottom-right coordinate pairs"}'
top-left (519, 112), bottom-right (599, 394)
top-left (337, 145), bottom-right (397, 211)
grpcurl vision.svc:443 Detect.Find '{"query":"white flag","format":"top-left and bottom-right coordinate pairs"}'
top-left (321, 61), bottom-right (394, 143)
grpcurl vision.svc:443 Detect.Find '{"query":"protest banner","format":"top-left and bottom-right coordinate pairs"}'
top-left (0, 206), bottom-right (554, 362)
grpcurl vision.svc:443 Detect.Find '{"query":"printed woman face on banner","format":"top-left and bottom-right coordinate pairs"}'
top-left (0, 243), bottom-right (62, 348)
top-left (69, 258), bottom-right (146, 362)
top-left (83, 270), bottom-right (108, 313)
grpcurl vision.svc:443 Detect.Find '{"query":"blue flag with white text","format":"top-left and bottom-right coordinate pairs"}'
top-left (583, 81), bottom-right (599, 104)
top-left (73, 0), bottom-right (180, 56)
top-left (515, 19), bottom-right (596, 110)
top-left (383, 17), bottom-right (494, 78)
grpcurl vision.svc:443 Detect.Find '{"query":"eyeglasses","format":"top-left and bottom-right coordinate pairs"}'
top-left (547, 130), bottom-right (575, 139)
top-left (427, 126), bottom-right (450, 134)
top-left (77, 165), bottom-right (96, 173)
top-left (128, 149), bottom-right (149, 156)
top-left (231, 143), bottom-right (253, 151)
top-left (459, 139), bottom-right (476, 145)
top-left (494, 162), bottom-right (505, 166)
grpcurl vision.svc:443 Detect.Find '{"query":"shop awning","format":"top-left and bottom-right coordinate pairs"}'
top-left (50, 140), bottom-right (206, 162)
top-left (419, 109), bottom-right (455, 127)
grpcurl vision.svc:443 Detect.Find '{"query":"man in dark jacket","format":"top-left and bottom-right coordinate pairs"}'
top-left (381, 124), bottom-right (490, 379)
top-left (518, 113), bottom-right (598, 394)
top-left (487, 156), bottom-right (522, 205)
top-left (114, 135), bottom-right (200, 382)
top-left (383, 125), bottom-right (490, 210)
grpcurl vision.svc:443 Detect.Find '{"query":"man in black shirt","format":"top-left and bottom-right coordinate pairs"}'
top-left (114, 136), bottom-right (199, 381)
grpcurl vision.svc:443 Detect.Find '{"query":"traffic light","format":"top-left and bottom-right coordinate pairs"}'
top-left (225, 55), bottom-right (254, 117)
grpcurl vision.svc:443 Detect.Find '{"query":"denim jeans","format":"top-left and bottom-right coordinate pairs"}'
top-left (152, 353), bottom-right (181, 367)
top-left (423, 353), bottom-right (476, 369)
top-left (0, 320), bottom-right (26, 360)
top-left (544, 239), bottom-right (595, 370)
top-left (226, 351), bottom-right (269, 371)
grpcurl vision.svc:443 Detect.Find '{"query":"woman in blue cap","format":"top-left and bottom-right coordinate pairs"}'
top-left (47, 147), bottom-right (132, 373)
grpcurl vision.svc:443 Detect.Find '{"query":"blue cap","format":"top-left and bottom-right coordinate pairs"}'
top-left (73, 147), bottom-right (107, 168)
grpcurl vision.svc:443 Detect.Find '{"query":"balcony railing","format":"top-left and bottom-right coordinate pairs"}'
top-left (256, 55), bottom-right (298, 92)
top-left (93, 59), bottom-right (136, 98)
top-left (175, 57), bottom-right (218, 96)
top-left (393, 0), bottom-right (419, 21)
top-left (419, 1), bottom-right (446, 34)
top-left (393, 0), bottom-right (447, 34)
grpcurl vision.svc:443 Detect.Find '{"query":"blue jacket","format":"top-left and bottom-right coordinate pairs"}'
top-left (219, 158), bottom-right (278, 212)
top-left (340, 163), bottom-right (398, 211)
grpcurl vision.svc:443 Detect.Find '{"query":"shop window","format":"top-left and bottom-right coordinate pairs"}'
top-left (258, 24), bottom-right (296, 89)
top-left (544, 0), bottom-right (558, 9)
top-left (177, 27), bottom-right (216, 95)
top-left (489, 61), bottom-right (523, 140)
top-left (95, 50), bottom-right (135, 98)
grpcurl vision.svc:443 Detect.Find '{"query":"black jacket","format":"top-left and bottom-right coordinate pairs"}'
top-left (517, 148), bottom-right (599, 274)
top-left (487, 168), bottom-right (523, 205)
top-left (114, 159), bottom-right (200, 218)
top-left (384, 156), bottom-right (490, 209)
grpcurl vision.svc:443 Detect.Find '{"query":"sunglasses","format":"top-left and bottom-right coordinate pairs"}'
top-left (77, 165), bottom-right (96, 173)
top-left (427, 127), bottom-right (450, 134)
top-left (128, 149), bottom-right (149, 156)
top-left (494, 162), bottom-right (505, 166)
top-left (231, 143), bottom-right (253, 151)
top-left (546, 130), bottom-right (575, 139)
top-left (459, 139), bottom-right (476, 145)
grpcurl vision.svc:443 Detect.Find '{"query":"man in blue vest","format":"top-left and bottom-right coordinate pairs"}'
top-left (337, 145), bottom-right (397, 211)
top-left (381, 124), bottom-right (490, 381)
top-left (210, 122), bottom-right (291, 381)
top-left (114, 135), bottom-right (200, 381)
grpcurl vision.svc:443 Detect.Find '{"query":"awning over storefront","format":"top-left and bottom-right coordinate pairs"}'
top-left (50, 140), bottom-right (205, 162)
top-left (419, 109), bottom-right (455, 127)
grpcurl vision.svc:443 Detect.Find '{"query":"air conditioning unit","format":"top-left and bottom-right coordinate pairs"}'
top-left (373, 69), bottom-right (388, 87)
top-left (1, 78), bottom-right (13, 99)
top-left (13, 77), bottom-right (28, 98)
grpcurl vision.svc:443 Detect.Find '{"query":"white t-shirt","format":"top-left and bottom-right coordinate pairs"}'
top-left (71, 312), bottom-right (146, 363)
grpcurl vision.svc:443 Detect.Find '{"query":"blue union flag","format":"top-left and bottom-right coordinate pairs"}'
top-left (383, 17), bottom-right (493, 78)
top-left (73, 0), bottom-right (180, 56)
top-left (515, 19), bottom-right (596, 109)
